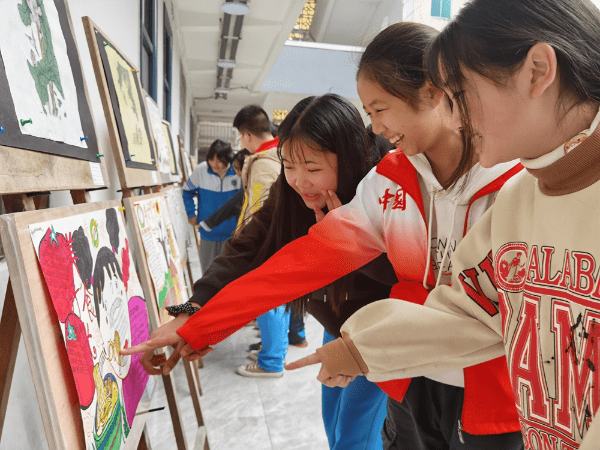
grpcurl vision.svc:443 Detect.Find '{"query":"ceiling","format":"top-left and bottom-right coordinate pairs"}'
top-left (171, 0), bottom-right (409, 124)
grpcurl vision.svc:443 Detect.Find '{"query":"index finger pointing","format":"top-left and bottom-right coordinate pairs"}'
top-left (284, 352), bottom-right (321, 370)
top-left (120, 336), bottom-right (171, 356)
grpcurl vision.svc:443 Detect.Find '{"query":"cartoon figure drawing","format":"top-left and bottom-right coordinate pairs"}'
top-left (31, 208), bottom-right (147, 449)
top-left (92, 247), bottom-right (132, 379)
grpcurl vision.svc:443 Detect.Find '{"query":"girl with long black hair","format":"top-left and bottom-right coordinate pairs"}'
top-left (126, 93), bottom-right (396, 448)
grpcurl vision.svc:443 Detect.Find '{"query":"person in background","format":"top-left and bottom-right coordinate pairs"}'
top-left (234, 105), bottom-right (280, 226)
top-left (234, 105), bottom-right (308, 365)
top-left (198, 149), bottom-right (250, 234)
top-left (182, 139), bottom-right (240, 272)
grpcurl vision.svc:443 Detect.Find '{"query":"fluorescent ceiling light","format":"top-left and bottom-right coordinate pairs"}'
top-left (217, 60), bottom-right (237, 68)
top-left (215, 87), bottom-right (230, 94)
top-left (221, 1), bottom-right (250, 15)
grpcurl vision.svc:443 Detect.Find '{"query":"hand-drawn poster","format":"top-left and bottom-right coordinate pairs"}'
top-left (94, 29), bottom-right (156, 170)
top-left (0, 0), bottom-right (99, 161)
top-left (29, 208), bottom-right (150, 450)
top-left (165, 188), bottom-right (190, 263)
top-left (162, 120), bottom-right (179, 176)
top-left (134, 196), bottom-right (187, 324)
top-left (145, 95), bottom-right (171, 174)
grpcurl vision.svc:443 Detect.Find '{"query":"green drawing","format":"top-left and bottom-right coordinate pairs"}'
top-left (67, 322), bottom-right (76, 340)
top-left (18, 0), bottom-right (64, 116)
top-left (157, 268), bottom-right (173, 309)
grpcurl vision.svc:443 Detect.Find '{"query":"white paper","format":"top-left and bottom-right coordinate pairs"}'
top-left (89, 161), bottom-right (104, 186)
top-left (145, 96), bottom-right (171, 174)
top-left (165, 189), bottom-right (190, 260)
top-left (151, 171), bottom-right (158, 185)
top-left (0, 0), bottom-right (87, 148)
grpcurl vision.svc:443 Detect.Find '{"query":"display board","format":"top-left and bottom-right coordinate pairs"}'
top-left (162, 120), bottom-right (180, 178)
top-left (0, 200), bottom-right (150, 450)
top-left (145, 94), bottom-right (171, 175)
top-left (127, 193), bottom-right (187, 325)
top-left (0, 0), bottom-right (108, 195)
top-left (177, 134), bottom-right (191, 182)
top-left (0, 0), bottom-right (100, 162)
top-left (164, 187), bottom-right (190, 264)
top-left (29, 206), bottom-right (150, 449)
top-left (82, 16), bottom-right (159, 191)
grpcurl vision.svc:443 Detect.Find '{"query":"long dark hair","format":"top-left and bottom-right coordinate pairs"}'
top-left (241, 94), bottom-right (379, 315)
top-left (426, 0), bottom-right (600, 143)
top-left (358, 22), bottom-right (473, 190)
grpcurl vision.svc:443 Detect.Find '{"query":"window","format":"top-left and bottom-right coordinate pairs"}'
top-left (163, 4), bottom-right (173, 122)
top-left (140, 0), bottom-right (157, 99)
top-left (431, 0), bottom-right (451, 19)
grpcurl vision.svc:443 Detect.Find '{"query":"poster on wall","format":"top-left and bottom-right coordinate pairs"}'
top-left (133, 195), bottom-right (187, 324)
top-left (145, 94), bottom-right (171, 175)
top-left (29, 208), bottom-right (150, 450)
top-left (165, 188), bottom-right (190, 262)
top-left (162, 120), bottom-right (179, 177)
top-left (0, 0), bottom-right (100, 161)
top-left (94, 29), bottom-right (156, 170)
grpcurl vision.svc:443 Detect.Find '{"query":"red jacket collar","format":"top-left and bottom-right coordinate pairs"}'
top-left (255, 137), bottom-right (279, 154)
top-left (376, 150), bottom-right (525, 236)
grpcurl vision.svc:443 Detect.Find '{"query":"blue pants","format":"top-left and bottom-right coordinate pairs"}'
top-left (322, 330), bottom-right (387, 449)
top-left (256, 306), bottom-right (290, 372)
top-left (289, 312), bottom-right (306, 339)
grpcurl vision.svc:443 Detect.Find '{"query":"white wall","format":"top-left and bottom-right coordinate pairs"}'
top-left (0, 1), bottom-right (192, 447)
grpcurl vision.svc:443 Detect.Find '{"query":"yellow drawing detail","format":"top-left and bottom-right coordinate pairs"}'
top-left (93, 363), bottom-right (118, 433)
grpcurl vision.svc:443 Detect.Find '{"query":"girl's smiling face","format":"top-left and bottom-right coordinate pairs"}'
top-left (282, 140), bottom-right (338, 210)
top-left (358, 75), bottom-right (446, 157)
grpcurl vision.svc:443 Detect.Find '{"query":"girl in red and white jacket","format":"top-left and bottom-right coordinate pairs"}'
top-left (123, 23), bottom-right (524, 449)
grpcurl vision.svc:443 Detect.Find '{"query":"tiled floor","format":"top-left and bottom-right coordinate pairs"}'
top-left (145, 243), bottom-right (330, 450)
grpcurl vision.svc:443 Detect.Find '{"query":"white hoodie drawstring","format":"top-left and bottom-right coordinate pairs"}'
top-left (436, 205), bottom-right (457, 288)
top-left (423, 188), bottom-right (459, 289)
top-left (422, 188), bottom-right (436, 289)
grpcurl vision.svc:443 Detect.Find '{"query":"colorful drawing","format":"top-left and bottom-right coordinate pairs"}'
top-left (29, 208), bottom-right (150, 449)
top-left (0, 0), bottom-right (87, 147)
top-left (145, 95), bottom-right (171, 174)
top-left (103, 44), bottom-right (153, 166)
top-left (133, 196), bottom-right (187, 323)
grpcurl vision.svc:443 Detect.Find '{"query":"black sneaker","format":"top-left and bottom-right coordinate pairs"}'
top-left (288, 333), bottom-right (308, 348)
top-left (249, 341), bottom-right (262, 351)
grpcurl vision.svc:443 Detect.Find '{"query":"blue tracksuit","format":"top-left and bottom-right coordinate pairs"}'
top-left (182, 162), bottom-right (240, 242)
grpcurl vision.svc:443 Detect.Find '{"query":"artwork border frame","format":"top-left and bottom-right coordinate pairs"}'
top-left (94, 28), bottom-right (156, 171)
top-left (0, 0), bottom-right (101, 162)
top-left (83, 16), bottom-right (160, 191)
top-left (0, 0), bottom-right (109, 195)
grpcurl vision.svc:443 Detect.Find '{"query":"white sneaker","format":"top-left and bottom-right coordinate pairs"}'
top-left (247, 350), bottom-right (286, 364)
top-left (236, 362), bottom-right (283, 378)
